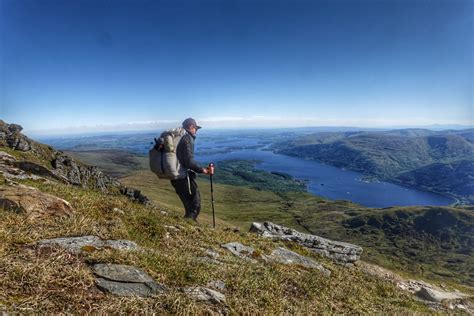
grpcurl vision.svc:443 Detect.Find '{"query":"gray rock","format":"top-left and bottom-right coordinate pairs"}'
top-left (0, 121), bottom-right (31, 151)
top-left (206, 280), bottom-right (226, 291)
top-left (95, 278), bottom-right (165, 297)
top-left (415, 286), bottom-right (469, 303)
top-left (184, 286), bottom-right (226, 305)
top-left (221, 242), bottom-right (256, 261)
top-left (250, 222), bottom-right (363, 265)
top-left (92, 264), bottom-right (167, 297)
top-left (92, 264), bottom-right (155, 283)
top-left (37, 235), bottom-right (140, 253)
top-left (266, 247), bottom-right (331, 276)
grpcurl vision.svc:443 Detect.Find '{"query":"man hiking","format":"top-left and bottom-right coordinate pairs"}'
top-left (170, 118), bottom-right (211, 221)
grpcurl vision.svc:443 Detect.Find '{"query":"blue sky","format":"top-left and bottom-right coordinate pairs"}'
top-left (1, 0), bottom-right (472, 134)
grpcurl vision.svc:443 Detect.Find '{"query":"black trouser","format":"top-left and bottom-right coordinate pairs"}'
top-left (170, 174), bottom-right (201, 220)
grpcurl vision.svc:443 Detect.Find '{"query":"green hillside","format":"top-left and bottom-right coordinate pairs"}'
top-left (1, 122), bottom-right (442, 313)
top-left (121, 169), bottom-right (474, 287)
top-left (65, 146), bottom-right (474, 286)
top-left (274, 129), bottom-right (474, 203)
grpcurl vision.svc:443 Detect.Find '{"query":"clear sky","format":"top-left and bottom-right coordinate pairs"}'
top-left (1, 0), bottom-right (472, 134)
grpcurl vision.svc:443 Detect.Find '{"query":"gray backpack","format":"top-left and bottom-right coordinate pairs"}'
top-left (149, 127), bottom-right (187, 180)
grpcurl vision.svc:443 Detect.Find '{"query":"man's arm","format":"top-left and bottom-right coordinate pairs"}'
top-left (179, 135), bottom-right (205, 174)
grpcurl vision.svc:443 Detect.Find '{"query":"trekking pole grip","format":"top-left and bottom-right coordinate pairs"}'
top-left (208, 162), bottom-right (215, 176)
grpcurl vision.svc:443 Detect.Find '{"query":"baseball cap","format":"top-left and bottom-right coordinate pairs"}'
top-left (182, 118), bottom-right (202, 130)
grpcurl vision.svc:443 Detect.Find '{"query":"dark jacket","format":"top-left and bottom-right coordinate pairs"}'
top-left (176, 132), bottom-right (203, 174)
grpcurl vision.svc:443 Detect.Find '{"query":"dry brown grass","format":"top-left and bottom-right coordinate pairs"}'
top-left (0, 177), bottom-right (431, 314)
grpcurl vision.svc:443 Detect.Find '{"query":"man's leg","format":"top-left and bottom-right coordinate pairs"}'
top-left (170, 179), bottom-right (193, 218)
top-left (188, 177), bottom-right (201, 220)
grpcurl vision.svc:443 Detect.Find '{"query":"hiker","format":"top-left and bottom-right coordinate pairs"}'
top-left (170, 118), bottom-right (211, 221)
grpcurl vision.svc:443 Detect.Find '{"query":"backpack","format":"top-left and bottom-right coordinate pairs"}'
top-left (149, 127), bottom-right (188, 180)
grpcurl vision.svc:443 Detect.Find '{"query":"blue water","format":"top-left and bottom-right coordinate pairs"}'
top-left (39, 131), bottom-right (456, 208)
top-left (195, 137), bottom-right (455, 208)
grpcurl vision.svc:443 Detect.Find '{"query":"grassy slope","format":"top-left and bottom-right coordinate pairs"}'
top-left (0, 172), bottom-right (429, 313)
top-left (121, 170), bottom-right (474, 287)
top-left (66, 150), bottom-right (149, 178)
top-left (64, 149), bottom-right (473, 286)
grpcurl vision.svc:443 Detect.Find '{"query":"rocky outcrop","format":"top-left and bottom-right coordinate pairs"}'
top-left (51, 152), bottom-right (121, 191)
top-left (0, 151), bottom-right (47, 181)
top-left (0, 121), bottom-right (32, 151)
top-left (119, 187), bottom-right (150, 205)
top-left (92, 264), bottom-right (167, 297)
top-left (0, 183), bottom-right (74, 219)
top-left (0, 121), bottom-right (150, 205)
top-left (37, 235), bottom-right (140, 254)
top-left (250, 222), bottom-right (363, 265)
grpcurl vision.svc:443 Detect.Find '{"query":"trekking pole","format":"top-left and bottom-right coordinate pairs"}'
top-left (209, 163), bottom-right (216, 228)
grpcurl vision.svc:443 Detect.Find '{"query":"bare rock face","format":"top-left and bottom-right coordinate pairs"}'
top-left (250, 222), bottom-right (363, 265)
top-left (0, 121), bottom-right (32, 151)
top-left (51, 153), bottom-right (122, 192)
top-left (0, 184), bottom-right (74, 219)
top-left (92, 264), bottom-right (167, 297)
top-left (0, 151), bottom-right (46, 181)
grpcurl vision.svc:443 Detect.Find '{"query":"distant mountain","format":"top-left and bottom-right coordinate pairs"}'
top-left (274, 129), bottom-right (474, 204)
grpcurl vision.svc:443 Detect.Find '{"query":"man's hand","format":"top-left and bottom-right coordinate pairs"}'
top-left (202, 167), bottom-right (210, 174)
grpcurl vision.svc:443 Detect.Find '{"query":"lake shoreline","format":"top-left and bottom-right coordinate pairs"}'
top-left (268, 151), bottom-right (461, 207)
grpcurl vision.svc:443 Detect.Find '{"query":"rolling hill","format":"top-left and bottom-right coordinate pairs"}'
top-left (273, 129), bottom-right (474, 203)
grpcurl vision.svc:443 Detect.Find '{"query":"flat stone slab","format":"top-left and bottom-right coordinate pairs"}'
top-left (267, 247), bottom-right (331, 276)
top-left (250, 222), bottom-right (363, 265)
top-left (95, 278), bottom-right (165, 297)
top-left (221, 242), bottom-right (256, 261)
top-left (93, 264), bottom-right (155, 283)
top-left (184, 286), bottom-right (226, 305)
top-left (92, 264), bottom-right (167, 297)
top-left (37, 236), bottom-right (139, 253)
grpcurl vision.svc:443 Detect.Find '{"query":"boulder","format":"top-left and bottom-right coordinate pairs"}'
top-left (0, 184), bottom-right (74, 219)
top-left (0, 121), bottom-right (31, 151)
top-left (250, 222), bottom-right (363, 265)
top-left (92, 264), bottom-right (167, 297)
top-left (266, 247), bottom-right (331, 276)
top-left (37, 235), bottom-right (140, 253)
top-left (93, 264), bottom-right (154, 283)
top-left (184, 286), bottom-right (226, 305)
